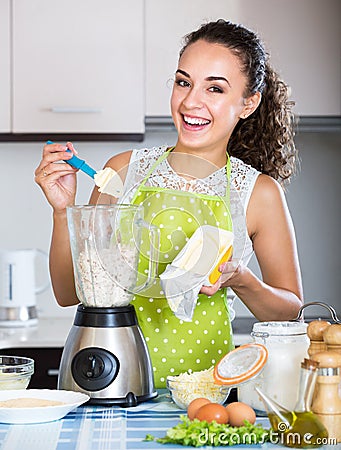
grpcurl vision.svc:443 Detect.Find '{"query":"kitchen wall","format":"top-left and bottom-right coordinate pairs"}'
top-left (0, 129), bottom-right (340, 318)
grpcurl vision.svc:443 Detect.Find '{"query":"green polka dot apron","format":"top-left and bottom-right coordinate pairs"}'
top-left (131, 148), bottom-right (234, 388)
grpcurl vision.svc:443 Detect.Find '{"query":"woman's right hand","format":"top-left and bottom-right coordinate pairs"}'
top-left (34, 141), bottom-right (78, 212)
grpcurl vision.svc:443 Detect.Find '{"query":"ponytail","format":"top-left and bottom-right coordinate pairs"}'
top-left (228, 63), bottom-right (298, 185)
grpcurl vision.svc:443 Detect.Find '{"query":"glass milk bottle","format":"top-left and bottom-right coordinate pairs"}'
top-left (238, 321), bottom-right (310, 415)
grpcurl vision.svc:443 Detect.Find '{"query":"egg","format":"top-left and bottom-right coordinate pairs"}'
top-left (225, 401), bottom-right (256, 427)
top-left (195, 402), bottom-right (229, 424)
top-left (187, 398), bottom-right (211, 420)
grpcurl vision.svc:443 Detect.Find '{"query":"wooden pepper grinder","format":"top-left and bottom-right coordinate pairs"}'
top-left (311, 350), bottom-right (341, 443)
top-left (323, 324), bottom-right (341, 355)
top-left (324, 323), bottom-right (341, 400)
top-left (307, 320), bottom-right (331, 357)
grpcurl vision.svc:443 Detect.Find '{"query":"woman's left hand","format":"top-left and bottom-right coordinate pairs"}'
top-left (200, 260), bottom-right (247, 296)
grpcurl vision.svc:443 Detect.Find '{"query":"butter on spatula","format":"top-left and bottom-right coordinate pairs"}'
top-left (46, 141), bottom-right (124, 197)
top-left (93, 167), bottom-right (124, 197)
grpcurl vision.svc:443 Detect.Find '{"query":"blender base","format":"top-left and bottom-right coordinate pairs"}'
top-left (58, 305), bottom-right (157, 406)
top-left (87, 390), bottom-right (158, 407)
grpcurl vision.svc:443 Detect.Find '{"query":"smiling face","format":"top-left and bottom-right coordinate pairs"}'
top-left (171, 40), bottom-right (260, 163)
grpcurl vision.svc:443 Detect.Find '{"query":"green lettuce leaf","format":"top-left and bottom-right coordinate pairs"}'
top-left (144, 415), bottom-right (270, 447)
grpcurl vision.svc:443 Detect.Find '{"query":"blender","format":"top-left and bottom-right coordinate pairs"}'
top-left (58, 204), bottom-right (159, 406)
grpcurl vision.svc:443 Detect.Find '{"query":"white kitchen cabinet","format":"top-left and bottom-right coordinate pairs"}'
top-left (0, 0), bottom-right (11, 132)
top-left (145, 0), bottom-right (341, 118)
top-left (10, 0), bottom-right (144, 136)
top-left (237, 0), bottom-right (341, 117)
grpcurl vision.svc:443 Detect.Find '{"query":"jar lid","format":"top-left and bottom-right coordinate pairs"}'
top-left (252, 321), bottom-right (308, 336)
top-left (213, 343), bottom-right (268, 386)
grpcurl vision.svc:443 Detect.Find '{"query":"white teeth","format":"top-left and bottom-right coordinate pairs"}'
top-left (184, 115), bottom-right (210, 125)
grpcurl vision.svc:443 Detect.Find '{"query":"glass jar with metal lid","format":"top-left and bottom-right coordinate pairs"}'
top-left (238, 321), bottom-right (310, 415)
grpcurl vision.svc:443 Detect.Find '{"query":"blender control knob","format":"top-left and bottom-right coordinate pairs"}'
top-left (71, 347), bottom-right (120, 391)
top-left (85, 354), bottom-right (104, 378)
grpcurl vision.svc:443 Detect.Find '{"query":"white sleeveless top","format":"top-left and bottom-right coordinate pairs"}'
top-left (121, 145), bottom-right (260, 319)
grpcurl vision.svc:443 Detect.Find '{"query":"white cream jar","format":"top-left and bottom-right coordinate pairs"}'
top-left (238, 321), bottom-right (309, 414)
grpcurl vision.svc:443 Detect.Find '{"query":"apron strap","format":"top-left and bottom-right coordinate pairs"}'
top-left (132, 146), bottom-right (231, 203)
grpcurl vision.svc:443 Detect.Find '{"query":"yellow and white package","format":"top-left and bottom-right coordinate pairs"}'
top-left (160, 225), bottom-right (233, 321)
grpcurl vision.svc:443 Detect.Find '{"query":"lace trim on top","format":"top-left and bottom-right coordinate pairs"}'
top-left (123, 145), bottom-right (259, 209)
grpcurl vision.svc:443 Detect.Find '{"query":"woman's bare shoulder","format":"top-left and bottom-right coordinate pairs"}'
top-left (104, 150), bottom-right (133, 171)
top-left (252, 173), bottom-right (284, 204)
top-left (247, 174), bottom-right (288, 237)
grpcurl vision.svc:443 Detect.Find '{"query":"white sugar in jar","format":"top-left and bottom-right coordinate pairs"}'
top-left (238, 321), bottom-right (309, 415)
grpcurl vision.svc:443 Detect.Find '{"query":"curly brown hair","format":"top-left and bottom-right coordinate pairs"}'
top-left (180, 20), bottom-right (298, 185)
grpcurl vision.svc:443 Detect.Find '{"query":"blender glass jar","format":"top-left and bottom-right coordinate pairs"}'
top-left (238, 321), bottom-right (309, 415)
top-left (67, 204), bottom-right (159, 307)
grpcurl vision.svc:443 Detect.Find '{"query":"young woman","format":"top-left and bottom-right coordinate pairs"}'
top-left (35, 20), bottom-right (303, 388)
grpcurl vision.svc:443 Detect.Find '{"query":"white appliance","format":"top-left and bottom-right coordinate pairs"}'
top-left (0, 249), bottom-right (49, 327)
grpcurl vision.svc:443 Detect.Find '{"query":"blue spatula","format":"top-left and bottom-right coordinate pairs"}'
top-left (46, 140), bottom-right (123, 196)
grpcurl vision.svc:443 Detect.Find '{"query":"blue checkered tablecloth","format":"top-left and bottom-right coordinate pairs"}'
top-left (0, 395), bottom-right (339, 450)
top-left (0, 401), bottom-right (184, 450)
